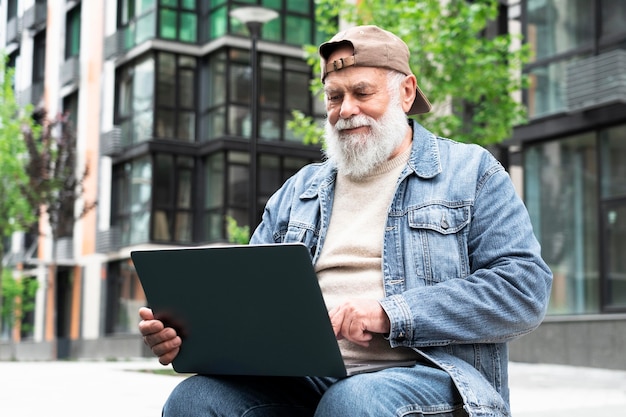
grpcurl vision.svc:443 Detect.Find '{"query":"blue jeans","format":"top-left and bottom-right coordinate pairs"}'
top-left (162, 364), bottom-right (467, 417)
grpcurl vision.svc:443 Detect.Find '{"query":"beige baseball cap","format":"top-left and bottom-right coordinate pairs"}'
top-left (319, 25), bottom-right (432, 115)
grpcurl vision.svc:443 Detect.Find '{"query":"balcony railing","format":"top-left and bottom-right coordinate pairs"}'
top-left (6, 16), bottom-right (22, 44)
top-left (17, 82), bottom-right (44, 107)
top-left (566, 49), bottom-right (626, 112)
top-left (54, 237), bottom-right (74, 262)
top-left (100, 126), bottom-right (122, 156)
top-left (96, 227), bottom-right (122, 254)
top-left (61, 56), bottom-right (80, 87)
top-left (104, 10), bottom-right (157, 60)
top-left (23, 1), bottom-right (47, 31)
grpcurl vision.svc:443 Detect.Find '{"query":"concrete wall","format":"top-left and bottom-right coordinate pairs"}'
top-left (4, 317), bottom-right (625, 371)
top-left (0, 336), bottom-right (150, 361)
top-left (509, 315), bottom-right (626, 370)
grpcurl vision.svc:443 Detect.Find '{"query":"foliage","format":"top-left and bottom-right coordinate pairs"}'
top-left (1, 269), bottom-right (38, 336)
top-left (289, 0), bottom-right (531, 147)
top-left (226, 216), bottom-right (250, 244)
top-left (288, 110), bottom-right (326, 146)
top-left (0, 52), bottom-right (38, 337)
top-left (0, 54), bottom-right (36, 241)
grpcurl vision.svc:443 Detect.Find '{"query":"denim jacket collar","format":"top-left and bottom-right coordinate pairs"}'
top-left (299, 120), bottom-right (441, 201)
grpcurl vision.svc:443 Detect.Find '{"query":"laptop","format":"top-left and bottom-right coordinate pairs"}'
top-left (131, 243), bottom-right (416, 378)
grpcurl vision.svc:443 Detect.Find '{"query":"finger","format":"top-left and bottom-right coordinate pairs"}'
top-left (152, 335), bottom-right (181, 359)
top-left (138, 317), bottom-right (165, 337)
top-left (158, 346), bottom-right (180, 366)
top-left (144, 327), bottom-right (178, 349)
top-left (138, 307), bottom-right (154, 320)
top-left (329, 306), bottom-right (345, 339)
top-left (347, 317), bottom-right (372, 347)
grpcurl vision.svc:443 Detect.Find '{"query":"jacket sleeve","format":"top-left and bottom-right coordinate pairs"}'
top-left (379, 166), bottom-right (553, 347)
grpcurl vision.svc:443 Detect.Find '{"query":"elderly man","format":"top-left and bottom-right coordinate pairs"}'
top-left (139, 25), bottom-right (552, 417)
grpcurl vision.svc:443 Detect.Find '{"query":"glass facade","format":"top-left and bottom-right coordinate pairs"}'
top-left (103, 0), bottom-right (322, 334)
top-left (105, 260), bottom-right (145, 334)
top-left (106, 0), bottom-right (324, 249)
top-left (114, 0), bottom-right (322, 53)
top-left (117, 55), bottom-right (155, 146)
top-left (599, 125), bottom-right (626, 310)
top-left (525, 124), bottom-right (626, 314)
top-left (112, 156), bottom-right (152, 246)
top-left (201, 49), bottom-right (316, 142)
top-left (155, 53), bottom-right (197, 142)
top-left (525, 134), bottom-right (599, 314)
top-left (521, 0), bottom-right (626, 316)
top-left (524, 0), bottom-right (626, 118)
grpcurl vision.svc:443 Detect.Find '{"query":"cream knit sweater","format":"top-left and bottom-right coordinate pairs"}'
top-left (315, 147), bottom-right (418, 361)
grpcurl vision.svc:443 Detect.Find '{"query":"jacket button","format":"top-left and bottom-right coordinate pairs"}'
top-left (397, 332), bottom-right (406, 342)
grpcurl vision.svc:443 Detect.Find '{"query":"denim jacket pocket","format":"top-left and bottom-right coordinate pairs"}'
top-left (407, 203), bottom-right (471, 283)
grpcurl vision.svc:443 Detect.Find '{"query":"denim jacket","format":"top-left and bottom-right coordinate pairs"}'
top-left (250, 121), bottom-right (553, 417)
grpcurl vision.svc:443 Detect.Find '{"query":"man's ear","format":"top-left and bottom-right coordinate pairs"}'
top-left (401, 75), bottom-right (417, 113)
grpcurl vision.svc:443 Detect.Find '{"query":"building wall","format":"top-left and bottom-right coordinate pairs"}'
top-left (510, 316), bottom-right (626, 370)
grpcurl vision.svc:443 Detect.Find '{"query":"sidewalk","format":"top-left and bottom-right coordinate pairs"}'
top-left (0, 359), bottom-right (625, 416)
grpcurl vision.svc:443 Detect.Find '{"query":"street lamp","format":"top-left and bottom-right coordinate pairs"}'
top-left (229, 6), bottom-right (279, 235)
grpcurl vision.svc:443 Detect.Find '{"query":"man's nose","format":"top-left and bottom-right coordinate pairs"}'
top-left (339, 95), bottom-right (360, 119)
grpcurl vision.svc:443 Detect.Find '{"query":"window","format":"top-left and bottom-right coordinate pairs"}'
top-left (155, 53), bottom-right (197, 141)
top-left (202, 151), bottom-right (316, 239)
top-left (525, 133), bottom-right (600, 314)
top-left (31, 30), bottom-right (46, 104)
top-left (63, 92), bottom-right (80, 132)
top-left (118, 0), bottom-right (157, 48)
top-left (601, 0), bottom-right (626, 39)
top-left (152, 154), bottom-right (195, 242)
top-left (526, 0), bottom-right (593, 62)
top-left (203, 153), bottom-right (225, 241)
top-left (7, 0), bottom-right (18, 19)
top-left (599, 125), bottom-right (626, 310)
top-left (524, 125), bottom-right (626, 314)
top-left (203, 0), bottom-right (318, 46)
top-left (116, 55), bottom-right (155, 146)
top-left (105, 260), bottom-right (146, 334)
top-left (523, 0), bottom-right (626, 119)
top-left (112, 156), bottom-right (152, 246)
top-left (65, 5), bottom-right (81, 59)
top-left (112, 153), bottom-right (197, 245)
top-left (159, 0), bottom-right (197, 42)
top-left (200, 48), bottom-right (316, 142)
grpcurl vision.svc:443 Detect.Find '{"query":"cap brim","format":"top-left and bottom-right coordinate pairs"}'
top-left (408, 86), bottom-right (432, 115)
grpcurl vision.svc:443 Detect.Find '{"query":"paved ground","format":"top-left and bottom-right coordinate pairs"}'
top-left (1, 359), bottom-right (625, 416)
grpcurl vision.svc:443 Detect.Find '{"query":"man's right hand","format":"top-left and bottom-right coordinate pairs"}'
top-left (138, 307), bottom-right (181, 365)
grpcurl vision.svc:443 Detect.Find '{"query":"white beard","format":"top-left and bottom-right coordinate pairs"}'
top-left (323, 100), bottom-right (409, 180)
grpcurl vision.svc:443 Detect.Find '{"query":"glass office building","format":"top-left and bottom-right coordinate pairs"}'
top-left (507, 0), bottom-right (626, 368)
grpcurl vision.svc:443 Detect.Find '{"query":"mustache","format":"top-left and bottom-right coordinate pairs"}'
top-left (334, 115), bottom-right (373, 131)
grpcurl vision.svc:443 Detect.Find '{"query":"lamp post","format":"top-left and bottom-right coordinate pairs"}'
top-left (229, 6), bottom-right (279, 235)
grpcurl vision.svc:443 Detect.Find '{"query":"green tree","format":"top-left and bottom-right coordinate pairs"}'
top-left (0, 53), bottom-right (37, 345)
top-left (289, 0), bottom-right (530, 146)
top-left (226, 216), bottom-right (250, 245)
top-left (1, 269), bottom-right (38, 359)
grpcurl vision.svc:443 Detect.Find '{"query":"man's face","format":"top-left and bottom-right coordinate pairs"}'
top-left (322, 47), bottom-right (410, 179)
